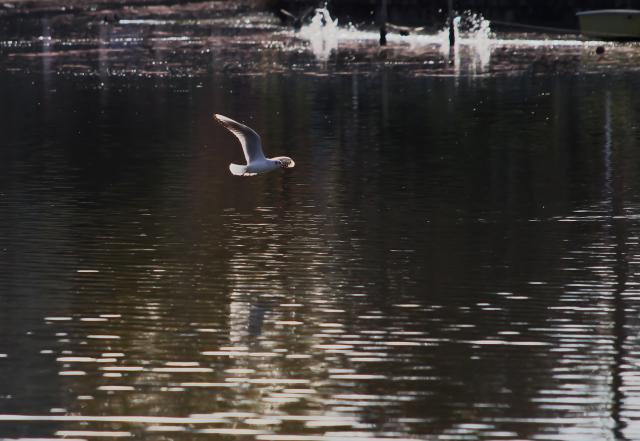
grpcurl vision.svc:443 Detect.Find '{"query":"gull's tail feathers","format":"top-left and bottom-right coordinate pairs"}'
top-left (229, 163), bottom-right (256, 177)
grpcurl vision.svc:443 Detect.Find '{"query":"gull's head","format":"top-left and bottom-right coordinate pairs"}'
top-left (272, 156), bottom-right (296, 169)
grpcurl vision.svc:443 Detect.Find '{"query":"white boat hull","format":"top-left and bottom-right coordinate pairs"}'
top-left (577, 9), bottom-right (640, 40)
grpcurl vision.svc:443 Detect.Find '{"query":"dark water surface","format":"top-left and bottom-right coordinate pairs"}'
top-left (3, 16), bottom-right (640, 439)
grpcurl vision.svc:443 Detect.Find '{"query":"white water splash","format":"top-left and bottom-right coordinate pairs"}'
top-left (297, 8), bottom-right (607, 74)
top-left (473, 16), bottom-right (492, 69)
top-left (299, 8), bottom-right (338, 61)
top-left (299, 8), bottom-right (496, 70)
top-left (438, 13), bottom-right (493, 71)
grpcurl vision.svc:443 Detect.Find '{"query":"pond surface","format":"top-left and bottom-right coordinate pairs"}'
top-left (3, 3), bottom-right (640, 441)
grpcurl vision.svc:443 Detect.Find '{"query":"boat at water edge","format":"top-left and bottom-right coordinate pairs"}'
top-left (577, 9), bottom-right (640, 40)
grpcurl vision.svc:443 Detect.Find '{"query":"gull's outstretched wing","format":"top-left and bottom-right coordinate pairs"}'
top-left (214, 114), bottom-right (266, 164)
top-left (280, 8), bottom-right (296, 20)
top-left (300, 6), bottom-right (314, 22)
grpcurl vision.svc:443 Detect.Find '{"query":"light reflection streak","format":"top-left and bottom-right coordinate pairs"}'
top-left (604, 88), bottom-right (629, 440)
top-left (56, 431), bottom-right (132, 437)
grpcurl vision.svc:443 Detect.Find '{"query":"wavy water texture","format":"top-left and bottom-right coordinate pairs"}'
top-left (2, 70), bottom-right (640, 439)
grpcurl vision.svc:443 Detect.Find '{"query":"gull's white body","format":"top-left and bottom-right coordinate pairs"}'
top-left (214, 114), bottom-right (295, 176)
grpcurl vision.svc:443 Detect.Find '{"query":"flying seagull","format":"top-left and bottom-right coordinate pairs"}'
top-left (279, 7), bottom-right (314, 31)
top-left (214, 114), bottom-right (295, 176)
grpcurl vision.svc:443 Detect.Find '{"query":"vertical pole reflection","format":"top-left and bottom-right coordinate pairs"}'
top-left (381, 69), bottom-right (389, 128)
top-left (98, 21), bottom-right (109, 87)
top-left (98, 21), bottom-right (110, 111)
top-left (41, 17), bottom-right (53, 145)
top-left (41, 18), bottom-right (52, 92)
top-left (606, 90), bottom-right (628, 440)
top-left (604, 91), bottom-right (613, 197)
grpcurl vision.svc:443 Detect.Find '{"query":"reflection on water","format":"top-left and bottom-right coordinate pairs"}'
top-left (2, 69), bottom-right (640, 440)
